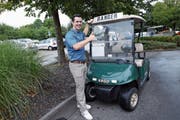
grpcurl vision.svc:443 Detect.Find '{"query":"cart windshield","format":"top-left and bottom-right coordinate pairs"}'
top-left (91, 20), bottom-right (134, 62)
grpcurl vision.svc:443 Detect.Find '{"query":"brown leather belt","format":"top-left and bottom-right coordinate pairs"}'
top-left (70, 60), bottom-right (86, 64)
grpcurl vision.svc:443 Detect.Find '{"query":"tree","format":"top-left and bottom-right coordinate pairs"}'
top-left (62, 0), bottom-right (154, 20)
top-left (164, 0), bottom-right (180, 30)
top-left (152, 0), bottom-right (180, 30)
top-left (17, 25), bottom-right (34, 38)
top-left (43, 18), bottom-right (54, 29)
top-left (33, 19), bottom-right (43, 29)
top-left (152, 2), bottom-right (170, 25)
top-left (23, 0), bottom-right (67, 64)
top-left (1, 0), bottom-right (156, 64)
top-left (1, 0), bottom-right (67, 64)
top-left (0, 24), bottom-right (18, 40)
top-left (141, 0), bottom-right (158, 26)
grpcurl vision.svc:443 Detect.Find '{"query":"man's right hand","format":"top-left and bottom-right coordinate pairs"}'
top-left (88, 33), bottom-right (96, 41)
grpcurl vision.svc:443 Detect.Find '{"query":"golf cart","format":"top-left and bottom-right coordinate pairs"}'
top-left (85, 12), bottom-right (150, 111)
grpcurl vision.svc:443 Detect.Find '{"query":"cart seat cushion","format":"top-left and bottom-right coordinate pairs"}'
top-left (135, 59), bottom-right (143, 67)
top-left (135, 43), bottom-right (143, 52)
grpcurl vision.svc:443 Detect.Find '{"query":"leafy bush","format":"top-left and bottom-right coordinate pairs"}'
top-left (172, 35), bottom-right (180, 46)
top-left (0, 34), bottom-right (8, 41)
top-left (140, 41), bottom-right (177, 50)
top-left (137, 36), bottom-right (180, 50)
top-left (0, 42), bottom-right (46, 119)
top-left (140, 36), bottom-right (175, 43)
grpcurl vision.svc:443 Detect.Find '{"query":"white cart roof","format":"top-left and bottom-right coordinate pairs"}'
top-left (92, 12), bottom-right (145, 25)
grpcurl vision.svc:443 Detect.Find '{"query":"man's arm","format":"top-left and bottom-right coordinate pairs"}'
top-left (83, 19), bottom-right (93, 36)
top-left (72, 19), bottom-right (94, 50)
top-left (73, 34), bottom-right (95, 50)
top-left (83, 24), bottom-right (90, 36)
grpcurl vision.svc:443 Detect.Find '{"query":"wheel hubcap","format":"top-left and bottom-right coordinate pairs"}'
top-left (89, 87), bottom-right (96, 98)
top-left (130, 93), bottom-right (138, 107)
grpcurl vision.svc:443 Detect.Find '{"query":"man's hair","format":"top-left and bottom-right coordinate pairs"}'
top-left (72, 14), bottom-right (82, 22)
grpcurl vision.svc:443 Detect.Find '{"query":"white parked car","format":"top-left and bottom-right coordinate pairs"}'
top-left (6, 38), bottom-right (38, 52)
top-left (17, 38), bottom-right (36, 48)
top-left (17, 38), bottom-right (38, 52)
top-left (37, 38), bottom-right (57, 50)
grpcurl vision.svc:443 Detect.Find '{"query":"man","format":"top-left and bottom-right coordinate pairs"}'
top-left (65, 14), bottom-right (95, 120)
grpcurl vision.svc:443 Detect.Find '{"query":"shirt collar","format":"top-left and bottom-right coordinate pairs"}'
top-left (71, 28), bottom-right (81, 33)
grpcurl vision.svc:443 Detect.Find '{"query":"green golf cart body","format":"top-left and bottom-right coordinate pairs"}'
top-left (85, 12), bottom-right (150, 111)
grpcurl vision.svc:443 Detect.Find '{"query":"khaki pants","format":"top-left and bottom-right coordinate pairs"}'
top-left (69, 62), bottom-right (87, 112)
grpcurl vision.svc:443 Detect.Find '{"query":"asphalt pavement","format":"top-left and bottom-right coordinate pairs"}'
top-left (38, 50), bottom-right (58, 66)
top-left (39, 50), bottom-right (180, 120)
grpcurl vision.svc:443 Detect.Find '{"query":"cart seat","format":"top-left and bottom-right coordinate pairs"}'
top-left (135, 59), bottom-right (143, 67)
top-left (135, 43), bottom-right (144, 52)
top-left (135, 43), bottom-right (144, 67)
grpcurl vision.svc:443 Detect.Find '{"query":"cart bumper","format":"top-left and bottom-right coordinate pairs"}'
top-left (95, 85), bottom-right (120, 102)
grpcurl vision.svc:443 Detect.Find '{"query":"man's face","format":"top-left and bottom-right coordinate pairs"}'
top-left (72, 17), bottom-right (82, 30)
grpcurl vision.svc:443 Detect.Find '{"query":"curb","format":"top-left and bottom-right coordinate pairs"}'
top-left (39, 94), bottom-right (76, 120)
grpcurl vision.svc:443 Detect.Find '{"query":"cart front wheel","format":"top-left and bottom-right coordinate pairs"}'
top-left (119, 87), bottom-right (139, 111)
top-left (147, 69), bottom-right (151, 81)
top-left (85, 84), bottom-right (96, 102)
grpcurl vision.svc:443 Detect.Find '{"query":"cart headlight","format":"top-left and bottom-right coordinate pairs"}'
top-left (92, 77), bottom-right (97, 81)
top-left (111, 80), bottom-right (117, 84)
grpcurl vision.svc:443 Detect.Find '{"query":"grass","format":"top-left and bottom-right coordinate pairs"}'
top-left (0, 42), bottom-right (46, 120)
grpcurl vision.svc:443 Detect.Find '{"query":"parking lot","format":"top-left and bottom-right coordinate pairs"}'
top-left (42, 50), bottom-right (180, 120)
top-left (38, 50), bottom-right (58, 66)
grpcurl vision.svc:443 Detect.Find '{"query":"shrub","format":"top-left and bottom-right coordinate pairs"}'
top-left (0, 42), bottom-right (46, 120)
top-left (140, 41), bottom-right (177, 50)
top-left (172, 35), bottom-right (180, 46)
top-left (140, 36), bottom-right (175, 43)
top-left (0, 34), bottom-right (8, 41)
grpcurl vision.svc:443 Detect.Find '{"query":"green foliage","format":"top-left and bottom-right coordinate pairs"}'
top-left (32, 19), bottom-right (43, 29)
top-left (140, 36), bottom-right (175, 42)
top-left (43, 18), bottom-right (54, 28)
top-left (152, 0), bottom-right (180, 30)
top-left (17, 26), bottom-right (34, 38)
top-left (138, 36), bottom-right (180, 50)
top-left (34, 26), bottom-right (49, 40)
top-left (141, 41), bottom-right (177, 50)
top-left (0, 42), bottom-right (46, 119)
top-left (0, 34), bottom-right (8, 41)
top-left (152, 3), bottom-right (169, 25)
top-left (0, 0), bottom-right (23, 13)
top-left (0, 18), bottom-right (67, 40)
top-left (172, 35), bottom-right (180, 46)
top-left (62, 0), bottom-right (150, 20)
top-left (0, 24), bottom-right (18, 40)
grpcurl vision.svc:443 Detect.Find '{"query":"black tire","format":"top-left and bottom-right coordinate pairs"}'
top-left (85, 84), bottom-right (96, 102)
top-left (48, 46), bottom-right (53, 50)
top-left (147, 65), bottom-right (150, 81)
top-left (119, 87), bottom-right (139, 111)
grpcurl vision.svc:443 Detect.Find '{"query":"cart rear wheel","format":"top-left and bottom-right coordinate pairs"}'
top-left (119, 87), bottom-right (139, 111)
top-left (85, 84), bottom-right (96, 102)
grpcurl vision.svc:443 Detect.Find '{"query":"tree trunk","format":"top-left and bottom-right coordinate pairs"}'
top-left (52, 9), bottom-right (67, 64)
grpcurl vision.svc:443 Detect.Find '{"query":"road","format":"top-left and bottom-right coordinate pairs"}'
top-left (38, 49), bottom-right (68, 66)
top-left (66, 50), bottom-right (180, 120)
top-left (38, 50), bottom-right (58, 66)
